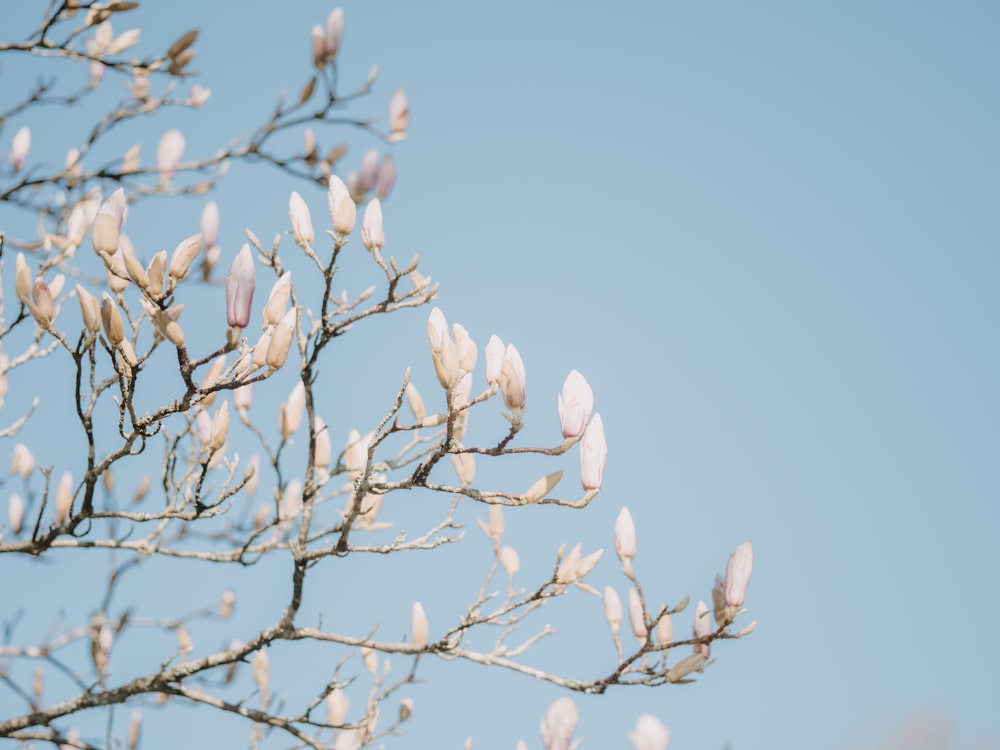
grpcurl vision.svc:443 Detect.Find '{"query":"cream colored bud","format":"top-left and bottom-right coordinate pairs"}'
top-left (628, 588), bottom-right (647, 642)
top-left (128, 709), bottom-right (141, 750)
top-left (245, 455), bottom-right (260, 496)
top-left (200, 356), bottom-right (226, 408)
top-left (31, 279), bottom-right (55, 327)
top-left (75, 285), bottom-right (101, 332)
top-left (314, 417), bottom-right (331, 469)
top-left (100, 293), bottom-right (125, 346)
top-left (361, 646), bottom-right (378, 675)
top-left (15, 253), bottom-right (31, 303)
top-left (209, 401), bottom-right (230, 453)
top-left (252, 330), bottom-right (272, 368)
top-left (251, 650), bottom-right (269, 693)
top-left (33, 666), bottom-right (43, 702)
top-left (327, 688), bottom-right (349, 726)
top-left (265, 307), bottom-right (296, 369)
top-left (499, 545), bottom-right (519, 577)
top-left (399, 698), bottom-right (414, 723)
top-left (123, 250), bottom-right (149, 291)
top-left (411, 601), bottom-right (429, 647)
top-left (168, 233), bottom-right (203, 284)
top-left (55, 471), bottom-right (74, 523)
top-left (177, 624), bottom-right (193, 654)
top-left (8, 493), bottom-right (25, 534)
top-left (279, 381), bottom-right (306, 440)
top-left (119, 340), bottom-right (138, 369)
top-left (404, 383), bottom-right (425, 422)
top-left (10, 444), bottom-right (34, 478)
top-left (146, 250), bottom-right (167, 298)
top-left (521, 470), bottom-right (562, 504)
top-left (656, 612), bottom-right (674, 647)
top-left (134, 475), bottom-right (151, 503)
top-left (262, 272), bottom-right (292, 328)
top-left (450, 452), bottom-right (475, 487)
top-left (334, 196), bottom-right (356, 236)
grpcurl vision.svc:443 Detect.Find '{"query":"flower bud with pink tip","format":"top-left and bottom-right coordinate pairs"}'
top-left (265, 308), bottom-right (296, 369)
top-left (693, 600), bottom-right (712, 658)
top-left (226, 244), bottom-right (255, 329)
top-left (327, 175), bottom-right (356, 236)
top-left (579, 413), bottom-right (607, 490)
top-left (201, 201), bottom-right (219, 248)
top-left (426, 307), bottom-right (459, 390)
top-left (724, 541), bottom-right (753, 607)
top-left (324, 8), bottom-right (343, 60)
top-left (9, 127), bottom-right (30, 171)
top-left (289, 191), bottom-right (314, 247)
top-left (262, 272), bottom-right (292, 328)
top-left (375, 154), bottom-right (396, 200)
top-left (361, 199), bottom-right (385, 251)
top-left (557, 369), bottom-right (593, 439)
top-left (615, 506), bottom-right (636, 569)
top-left (485, 335), bottom-right (504, 385)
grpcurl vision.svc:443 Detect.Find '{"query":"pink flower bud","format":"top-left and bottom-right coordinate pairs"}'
top-left (540, 697), bottom-right (578, 750)
top-left (603, 586), bottom-right (623, 634)
top-left (499, 344), bottom-right (526, 422)
top-left (225, 244), bottom-right (255, 328)
top-left (388, 88), bottom-right (409, 137)
top-left (628, 715), bottom-right (671, 750)
top-left (628, 587), bottom-right (647, 642)
top-left (311, 25), bottom-right (325, 69)
top-left (9, 127), bottom-right (30, 172)
top-left (266, 308), bottom-right (296, 370)
top-left (485, 335), bottom-right (504, 385)
top-left (693, 600), bottom-right (712, 658)
top-left (325, 8), bottom-right (343, 60)
top-left (30, 279), bottom-right (54, 327)
top-left (375, 154), bottom-right (396, 200)
top-left (289, 191), bottom-right (314, 247)
top-left (56, 471), bottom-right (74, 523)
top-left (614, 506), bottom-right (636, 565)
top-left (404, 383), bottom-right (425, 421)
top-left (579, 413), bottom-right (606, 490)
top-left (234, 382), bottom-right (252, 412)
top-left (201, 201), bottom-right (219, 248)
top-left (361, 199), bottom-right (385, 251)
top-left (314, 417), bottom-right (331, 469)
top-left (358, 148), bottom-right (379, 196)
top-left (723, 541), bottom-right (753, 608)
top-left (262, 272), bottom-right (292, 328)
top-left (157, 129), bottom-right (185, 179)
top-left (10, 444), bottom-right (34, 478)
top-left (8, 493), bottom-right (24, 534)
top-left (426, 307), bottom-right (459, 390)
top-left (557, 369), bottom-right (593, 439)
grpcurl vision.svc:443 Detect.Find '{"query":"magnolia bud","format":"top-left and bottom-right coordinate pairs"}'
top-left (314, 417), bottom-right (332, 469)
top-left (499, 545), bottom-right (519, 577)
top-left (262, 272), bottom-right (291, 328)
top-left (8, 493), bottom-right (24, 534)
top-left (92, 188), bottom-right (126, 256)
top-left (220, 589), bottom-right (235, 619)
top-left (168, 233), bottom-right (203, 284)
top-left (484, 335), bottom-right (503, 385)
top-left (724, 541), bottom-right (753, 608)
top-left (628, 715), bottom-right (671, 750)
top-left (265, 308), bottom-right (296, 369)
top-left (176, 624), bottom-right (193, 654)
top-left (209, 401), bottom-right (229, 453)
top-left (361, 199), bottom-right (385, 251)
top-left (375, 154), bottom-right (396, 200)
top-left (245, 455), bottom-right (260, 496)
top-left (327, 687), bottom-right (349, 726)
top-left (234, 383), bottom-right (252, 413)
top-left (251, 650), bottom-right (269, 694)
top-left (146, 251), bottom-right (167, 298)
top-left (288, 191), bottom-right (314, 247)
top-left (693, 600), bottom-right (712, 659)
top-left (603, 586), bottom-right (623, 634)
top-left (128, 710), bottom-right (142, 750)
top-left (656, 612), bottom-right (673, 648)
top-left (55, 471), bottom-right (74, 523)
top-left (614, 506), bottom-right (636, 568)
top-left (311, 25), bottom-right (325, 69)
top-left (10, 444), bottom-right (34, 478)
top-left (201, 201), bottom-right (219, 248)
top-left (498, 344), bottom-right (526, 422)
top-left (521, 470), bottom-right (562, 503)
top-left (100, 293), bottom-right (125, 346)
top-left (157, 129), bottom-right (185, 179)
top-left (452, 323), bottom-right (477, 374)
top-left (411, 601), bottom-right (429, 647)
top-left (226, 244), bottom-right (255, 328)
top-left (426, 307), bottom-right (459, 390)
top-left (579, 413), bottom-right (607, 491)
top-left (558, 370), bottom-right (593, 439)
top-left (30, 279), bottom-right (55, 327)
top-left (628, 588), bottom-right (647, 642)
top-left (15, 253), bottom-right (31, 303)
top-left (388, 88), bottom-right (409, 137)
top-left (324, 8), bottom-right (343, 60)
top-left (450, 452), bottom-right (475, 487)
top-left (404, 383), bottom-right (425, 422)
top-left (280, 381), bottom-right (306, 440)
top-left (540, 698), bottom-right (578, 750)
top-left (9, 126), bottom-right (30, 171)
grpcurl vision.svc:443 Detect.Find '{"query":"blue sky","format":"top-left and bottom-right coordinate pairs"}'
top-left (2, 2), bottom-right (999, 749)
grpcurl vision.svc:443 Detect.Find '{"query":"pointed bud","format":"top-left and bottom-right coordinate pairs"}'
top-left (451, 323), bottom-right (477, 374)
top-left (146, 251), bottom-right (167, 298)
top-left (288, 191), bottom-right (314, 247)
top-left (209, 400), bottom-right (229, 453)
top-left (327, 688), bottom-right (349, 726)
top-left (451, 451), bottom-right (475, 487)
top-left (8, 493), bottom-right (24, 534)
top-left (265, 307), bottom-right (296, 369)
top-left (328, 175), bottom-right (357, 236)
top-left (220, 589), bottom-right (235, 619)
top-left (499, 344), bottom-right (526, 421)
top-left (226, 244), bottom-right (255, 328)
top-left (251, 650), bottom-right (269, 693)
top-left (30, 279), bottom-right (55, 327)
top-left (325, 8), bottom-right (343, 59)
top-left (262, 272), bottom-right (292, 328)
top-left (201, 201), bottom-right (219, 248)
top-left (280, 381), bottom-right (306, 440)
top-left (168, 233), bottom-right (203, 284)
top-left (724, 541), bottom-right (753, 608)
top-left (404, 383), bottom-right (425, 422)
top-left (693, 600), bottom-right (712, 658)
top-left (411, 601), bottom-right (429, 647)
top-left (55, 471), bottom-right (74, 523)
top-left (100, 293), bottom-right (125, 346)
top-left (426, 307), bottom-right (459, 390)
top-left (388, 88), bottom-right (409, 137)
top-left (9, 127), bottom-right (30, 171)
top-left (484, 335), bottom-right (504, 385)
top-left (580, 413), bottom-right (607, 490)
top-left (157, 129), bottom-right (185, 179)
top-left (10, 444), bottom-right (34, 478)
top-left (614, 507), bottom-right (636, 567)
top-left (628, 588), bottom-right (647, 642)
top-left (558, 370), bottom-right (593, 439)
top-left (521, 470), bottom-right (562, 504)
top-left (656, 613), bottom-right (673, 648)
top-left (15, 253), bottom-right (31, 303)
top-left (499, 545), bottom-right (519, 578)
top-left (361, 199), bottom-right (385, 251)
top-left (128, 710), bottom-right (142, 750)
top-left (234, 383), bottom-right (252, 412)
top-left (603, 586), bottom-right (623, 634)
top-left (314, 417), bottom-right (332, 469)
top-left (311, 25), bottom-right (325, 69)
top-left (375, 154), bottom-right (396, 200)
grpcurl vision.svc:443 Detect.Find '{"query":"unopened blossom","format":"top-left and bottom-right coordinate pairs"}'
top-left (724, 541), bottom-right (754, 608)
top-left (176, 624), bottom-right (193, 654)
top-left (265, 307), bottom-right (296, 369)
top-left (289, 191), bottom-right (314, 247)
top-left (356, 149), bottom-right (379, 196)
top-left (426, 307), bottom-right (459, 390)
top-left (499, 545), bottom-right (519, 577)
top-left (74, 285), bottom-right (100, 332)
top-left (157, 129), bottom-right (184, 179)
top-left (15, 253), bottom-right (31, 303)
top-left (134, 475), bottom-right (151, 503)
top-left (375, 154), bottom-right (396, 199)
top-left (361, 199), bottom-right (385, 251)
top-left (262, 272), bottom-right (292, 328)
top-left (452, 323), bottom-right (477, 374)
top-left (579, 413), bottom-right (607, 490)
top-left (404, 383), bottom-right (425, 422)
top-left (558, 370), bottom-right (593, 439)
top-left (209, 401), bottom-right (229, 453)
top-left (499, 344), bottom-right (526, 423)
top-left (344, 429), bottom-right (372, 479)
top-left (451, 451), bottom-right (475, 486)
top-left (220, 590), bottom-right (235, 619)
top-left (108, 28), bottom-right (141, 55)
top-left (100, 293), bottom-right (125, 346)
top-left (486, 505), bottom-right (504, 539)
top-left (9, 127), bottom-right (30, 172)
top-left (411, 601), bottom-right (429, 647)
top-left (629, 715), bottom-right (671, 750)
top-left (388, 88), bottom-right (409, 137)
top-left (189, 84), bottom-right (210, 106)
top-left (55, 471), bottom-right (74, 523)
top-left (326, 175), bottom-right (356, 236)
top-left (311, 25), bottom-right (326, 68)
top-left (92, 188), bottom-right (126, 256)
top-left (279, 479), bottom-right (303, 521)
top-left (8, 493), bottom-right (24, 534)
top-left (603, 586), bottom-right (623, 635)
top-left (145, 251), bottom-right (167, 298)
top-left (233, 383), bottom-right (252, 412)
top-left (201, 201), bottom-right (219, 248)
top-left (89, 60), bottom-right (105, 87)
top-left (168, 233), bottom-right (203, 284)
top-left (226, 244), bottom-right (255, 328)
top-left (693, 600), bottom-right (712, 659)
top-left (615, 506), bottom-right (637, 566)
top-left (539, 697), bottom-right (578, 750)
top-left (128, 709), bottom-right (142, 750)
top-left (245, 455), bottom-right (261, 495)
top-left (314, 417), bottom-right (332, 469)
top-left (325, 8), bottom-right (343, 60)
top-left (251, 650), bottom-right (269, 694)
top-left (656, 612), bottom-right (673, 648)
top-left (327, 688), bottom-right (349, 726)
top-left (628, 588), bottom-right (647, 642)
top-left (30, 279), bottom-right (55, 327)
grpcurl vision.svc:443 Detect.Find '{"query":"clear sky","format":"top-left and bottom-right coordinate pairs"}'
top-left (3, 2), bottom-right (999, 749)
